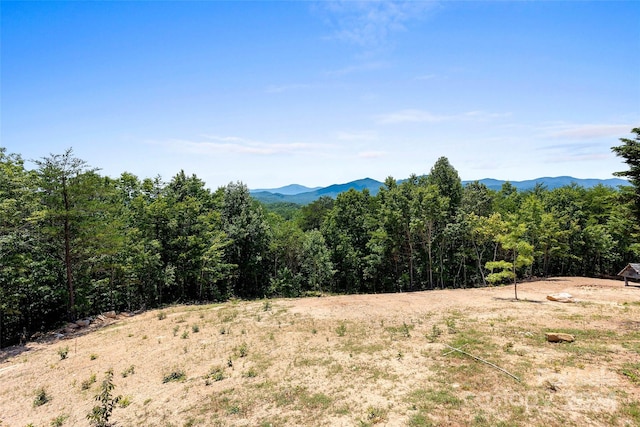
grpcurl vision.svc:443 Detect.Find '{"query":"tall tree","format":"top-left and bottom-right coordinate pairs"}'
top-left (33, 149), bottom-right (100, 319)
top-left (612, 127), bottom-right (640, 224)
top-left (220, 182), bottom-right (271, 298)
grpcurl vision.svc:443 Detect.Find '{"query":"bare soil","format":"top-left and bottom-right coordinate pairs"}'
top-left (1, 277), bottom-right (639, 426)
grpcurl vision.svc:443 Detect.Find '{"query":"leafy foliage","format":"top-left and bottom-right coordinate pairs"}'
top-left (87, 369), bottom-right (121, 427)
top-left (1, 135), bottom-right (638, 346)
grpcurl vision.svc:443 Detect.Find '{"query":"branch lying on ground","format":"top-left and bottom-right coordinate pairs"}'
top-left (443, 344), bottom-right (521, 383)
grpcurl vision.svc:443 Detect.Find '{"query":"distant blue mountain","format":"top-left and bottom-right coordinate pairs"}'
top-left (250, 176), bottom-right (629, 205)
top-left (250, 184), bottom-right (321, 195)
top-left (474, 176), bottom-right (629, 191)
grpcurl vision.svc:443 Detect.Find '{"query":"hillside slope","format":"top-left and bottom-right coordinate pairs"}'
top-left (1, 278), bottom-right (639, 426)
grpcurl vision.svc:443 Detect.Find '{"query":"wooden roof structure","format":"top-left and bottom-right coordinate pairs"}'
top-left (618, 263), bottom-right (640, 286)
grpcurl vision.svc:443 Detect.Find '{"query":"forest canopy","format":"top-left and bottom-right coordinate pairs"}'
top-left (1, 138), bottom-right (639, 347)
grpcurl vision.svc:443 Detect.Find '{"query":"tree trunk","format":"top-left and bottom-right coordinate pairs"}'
top-left (62, 177), bottom-right (76, 320)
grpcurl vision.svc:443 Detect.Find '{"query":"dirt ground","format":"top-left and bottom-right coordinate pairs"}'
top-left (1, 277), bottom-right (639, 426)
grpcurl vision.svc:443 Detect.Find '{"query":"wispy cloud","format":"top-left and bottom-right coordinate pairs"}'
top-left (543, 123), bottom-right (633, 140)
top-left (152, 136), bottom-right (333, 156)
top-left (336, 130), bottom-right (378, 141)
top-left (376, 109), bottom-right (511, 124)
top-left (317, 0), bottom-right (438, 47)
top-left (357, 150), bottom-right (386, 159)
top-left (415, 74), bottom-right (437, 81)
top-left (538, 141), bottom-right (610, 163)
top-left (265, 83), bottom-right (312, 94)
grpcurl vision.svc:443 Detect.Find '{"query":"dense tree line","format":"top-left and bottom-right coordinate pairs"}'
top-left (1, 131), bottom-right (639, 346)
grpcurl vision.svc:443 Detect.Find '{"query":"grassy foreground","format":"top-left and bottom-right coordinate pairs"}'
top-left (1, 277), bottom-right (639, 426)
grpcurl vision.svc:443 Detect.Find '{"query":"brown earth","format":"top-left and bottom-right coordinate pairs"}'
top-left (1, 277), bottom-right (639, 426)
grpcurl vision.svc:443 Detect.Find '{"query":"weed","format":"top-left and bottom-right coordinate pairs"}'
top-left (407, 413), bottom-right (433, 427)
top-left (364, 406), bottom-right (387, 424)
top-left (81, 373), bottom-right (97, 390)
top-left (118, 395), bottom-right (132, 408)
top-left (620, 400), bottom-right (640, 424)
top-left (427, 324), bottom-right (442, 342)
top-left (57, 346), bottom-right (69, 360)
top-left (336, 322), bottom-right (347, 337)
top-left (50, 414), bottom-right (68, 427)
top-left (181, 330), bottom-right (189, 339)
top-left (311, 328), bottom-right (317, 334)
top-left (141, 335), bottom-right (148, 339)
top-left (206, 366), bottom-right (225, 384)
top-left (157, 311), bottom-right (167, 320)
top-left (87, 369), bottom-right (122, 427)
top-left (235, 342), bottom-right (248, 358)
top-left (263, 301), bottom-right (272, 311)
top-left (121, 365), bottom-right (135, 378)
top-left (446, 318), bottom-right (458, 334)
top-left (621, 362), bottom-right (640, 385)
top-left (386, 322), bottom-right (414, 338)
top-left (90, 353), bottom-right (98, 360)
top-left (300, 392), bottom-right (332, 409)
top-left (191, 324), bottom-right (200, 333)
top-left (33, 387), bottom-right (49, 407)
top-left (172, 325), bottom-right (179, 336)
top-left (162, 368), bottom-right (186, 383)
top-left (243, 368), bottom-right (258, 378)
top-left (219, 327), bottom-right (227, 335)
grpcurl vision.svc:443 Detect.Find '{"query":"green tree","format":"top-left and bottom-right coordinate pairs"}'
top-left (298, 196), bottom-right (334, 231)
top-left (0, 148), bottom-right (40, 346)
top-left (485, 222), bottom-right (534, 300)
top-left (301, 229), bottom-right (334, 293)
top-left (220, 182), bottom-right (271, 298)
top-left (612, 127), bottom-right (640, 223)
top-left (322, 188), bottom-right (375, 293)
top-left (33, 149), bottom-right (105, 319)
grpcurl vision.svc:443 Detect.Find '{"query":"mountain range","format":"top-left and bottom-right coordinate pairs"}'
top-left (250, 176), bottom-right (629, 205)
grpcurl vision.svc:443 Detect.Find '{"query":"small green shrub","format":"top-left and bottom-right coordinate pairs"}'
top-left (243, 368), bottom-right (258, 378)
top-left (172, 326), bottom-right (179, 336)
top-left (33, 387), bottom-right (49, 407)
top-left (206, 366), bottom-right (225, 384)
top-left (235, 342), bottom-right (248, 358)
top-left (162, 368), bottom-right (186, 383)
top-left (57, 346), bottom-right (69, 360)
top-left (118, 395), bottom-right (132, 408)
top-left (90, 353), bottom-right (98, 360)
top-left (50, 414), bottom-right (69, 427)
top-left (81, 373), bottom-right (97, 390)
top-left (157, 311), bottom-right (167, 320)
top-left (121, 365), bottom-right (135, 378)
top-left (336, 323), bottom-right (347, 337)
top-left (181, 330), bottom-right (189, 339)
top-left (87, 369), bottom-right (122, 427)
top-left (191, 324), bottom-right (200, 333)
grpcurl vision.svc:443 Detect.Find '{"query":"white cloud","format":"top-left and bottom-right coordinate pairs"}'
top-left (151, 136), bottom-right (334, 156)
top-left (415, 74), bottom-right (437, 80)
top-left (544, 123), bottom-right (634, 140)
top-left (336, 130), bottom-right (378, 141)
top-left (357, 150), bottom-right (386, 159)
top-left (376, 109), bottom-right (510, 124)
top-left (265, 83), bottom-right (312, 94)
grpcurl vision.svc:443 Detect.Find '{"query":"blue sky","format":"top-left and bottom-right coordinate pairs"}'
top-left (2, 1), bottom-right (639, 189)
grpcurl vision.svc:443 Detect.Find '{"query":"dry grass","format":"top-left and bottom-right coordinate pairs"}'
top-left (1, 277), bottom-right (639, 426)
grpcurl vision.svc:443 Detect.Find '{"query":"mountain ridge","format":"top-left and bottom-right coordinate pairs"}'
top-left (250, 176), bottom-right (629, 205)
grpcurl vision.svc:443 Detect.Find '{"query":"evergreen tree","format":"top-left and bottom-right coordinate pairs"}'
top-left (612, 127), bottom-right (640, 224)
